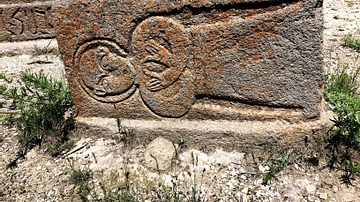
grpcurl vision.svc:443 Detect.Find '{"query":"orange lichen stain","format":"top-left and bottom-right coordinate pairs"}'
top-left (240, 55), bottom-right (248, 68)
top-left (66, 4), bottom-right (78, 19)
top-left (266, 49), bottom-right (274, 57)
top-left (244, 9), bottom-right (258, 19)
top-left (99, 1), bottom-right (105, 10)
top-left (253, 52), bottom-right (261, 63)
top-left (293, 1), bottom-right (304, 12)
top-left (211, 9), bottom-right (233, 23)
top-left (145, 0), bottom-right (156, 9)
top-left (90, 22), bottom-right (100, 33)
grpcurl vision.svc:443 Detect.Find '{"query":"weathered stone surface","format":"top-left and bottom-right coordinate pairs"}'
top-left (2, 0), bottom-right (50, 4)
top-left (54, 0), bottom-right (323, 122)
top-left (75, 109), bottom-right (333, 150)
top-left (0, 1), bottom-right (55, 41)
top-left (144, 137), bottom-right (175, 171)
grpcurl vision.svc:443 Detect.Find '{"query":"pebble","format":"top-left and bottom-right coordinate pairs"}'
top-left (319, 192), bottom-right (328, 200)
top-left (332, 185), bottom-right (338, 193)
top-left (306, 184), bottom-right (317, 194)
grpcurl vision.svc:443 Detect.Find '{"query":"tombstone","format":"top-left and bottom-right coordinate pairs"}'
top-left (54, 0), bottom-right (329, 147)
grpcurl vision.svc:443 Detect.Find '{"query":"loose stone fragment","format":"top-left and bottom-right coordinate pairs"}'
top-left (144, 137), bottom-right (175, 171)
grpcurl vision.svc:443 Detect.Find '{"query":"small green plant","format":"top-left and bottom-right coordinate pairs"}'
top-left (69, 164), bottom-right (142, 202)
top-left (69, 164), bottom-right (96, 201)
top-left (10, 170), bottom-right (17, 179)
top-left (325, 62), bottom-right (360, 182)
top-left (263, 149), bottom-right (292, 185)
top-left (342, 34), bottom-right (360, 51)
top-left (19, 186), bottom-right (26, 194)
top-left (47, 140), bottom-right (75, 156)
top-left (1, 71), bottom-right (74, 161)
top-left (5, 35), bottom-right (13, 42)
top-left (0, 189), bottom-right (5, 197)
top-left (116, 116), bottom-right (135, 147)
top-left (32, 41), bottom-right (59, 55)
top-left (347, 0), bottom-right (354, 7)
top-left (58, 188), bottom-right (64, 197)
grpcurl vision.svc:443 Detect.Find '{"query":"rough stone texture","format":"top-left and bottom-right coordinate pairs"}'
top-left (2, 0), bottom-right (50, 4)
top-left (144, 137), bottom-right (176, 171)
top-left (54, 0), bottom-right (323, 122)
top-left (0, 1), bottom-right (55, 41)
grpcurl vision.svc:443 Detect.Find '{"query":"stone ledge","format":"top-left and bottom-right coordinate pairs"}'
top-left (75, 109), bottom-right (334, 151)
top-left (0, 38), bottom-right (57, 55)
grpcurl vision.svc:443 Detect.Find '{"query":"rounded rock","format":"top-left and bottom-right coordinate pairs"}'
top-left (144, 136), bottom-right (175, 171)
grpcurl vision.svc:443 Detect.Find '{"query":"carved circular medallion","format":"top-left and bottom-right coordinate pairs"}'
top-left (74, 40), bottom-right (136, 103)
top-left (132, 17), bottom-right (195, 118)
top-left (132, 16), bottom-right (191, 92)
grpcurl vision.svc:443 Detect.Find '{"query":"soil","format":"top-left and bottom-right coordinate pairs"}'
top-left (1, 0), bottom-right (360, 201)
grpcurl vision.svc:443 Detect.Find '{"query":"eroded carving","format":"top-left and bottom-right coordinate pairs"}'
top-left (60, 0), bottom-right (323, 120)
top-left (75, 16), bottom-right (310, 117)
top-left (75, 40), bottom-right (137, 103)
top-left (132, 17), bottom-right (195, 117)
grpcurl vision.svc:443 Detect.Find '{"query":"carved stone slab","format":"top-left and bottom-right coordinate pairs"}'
top-left (0, 1), bottom-right (55, 41)
top-left (54, 0), bottom-right (323, 122)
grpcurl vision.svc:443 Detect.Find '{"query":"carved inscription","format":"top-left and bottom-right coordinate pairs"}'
top-left (0, 3), bottom-right (54, 41)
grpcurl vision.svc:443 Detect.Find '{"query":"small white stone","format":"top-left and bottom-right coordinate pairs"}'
top-left (241, 187), bottom-right (248, 194)
top-left (319, 193), bottom-right (327, 200)
top-left (259, 165), bottom-right (266, 173)
top-left (254, 179), bottom-right (262, 186)
top-left (333, 185), bottom-right (338, 193)
top-left (306, 184), bottom-right (317, 194)
top-left (294, 163), bottom-right (299, 170)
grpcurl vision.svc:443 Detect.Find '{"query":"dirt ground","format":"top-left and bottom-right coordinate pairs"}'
top-left (1, 0), bottom-right (360, 201)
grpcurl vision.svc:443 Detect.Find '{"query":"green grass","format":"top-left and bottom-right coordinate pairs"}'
top-left (5, 35), bottom-right (13, 42)
top-left (32, 41), bottom-right (60, 56)
top-left (263, 149), bottom-right (292, 185)
top-left (324, 62), bottom-right (360, 182)
top-left (342, 34), bottom-right (360, 51)
top-left (0, 71), bottom-right (74, 160)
